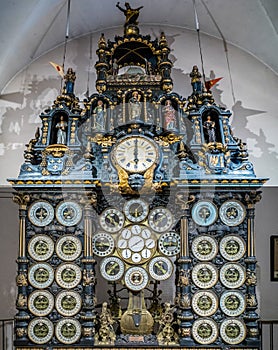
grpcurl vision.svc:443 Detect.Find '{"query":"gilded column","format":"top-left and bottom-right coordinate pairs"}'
top-left (175, 193), bottom-right (195, 346)
top-left (244, 191), bottom-right (262, 346)
top-left (13, 193), bottom-right (30, 344)
top-left (80, 192), bottom-right (97, 345)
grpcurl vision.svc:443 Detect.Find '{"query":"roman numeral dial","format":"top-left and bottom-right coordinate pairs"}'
top-left (113, 136), bottom-right (158, 173)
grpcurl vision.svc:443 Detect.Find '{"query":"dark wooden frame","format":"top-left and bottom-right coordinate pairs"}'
top-left (270, 236), bottom-right (278, 281)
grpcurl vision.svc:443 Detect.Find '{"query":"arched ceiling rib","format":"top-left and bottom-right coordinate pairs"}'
top-left (0, 0), bottom-right (277, 92)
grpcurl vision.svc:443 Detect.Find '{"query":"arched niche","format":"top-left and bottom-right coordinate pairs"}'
top-left (50, 112), bottom-right (69, 145)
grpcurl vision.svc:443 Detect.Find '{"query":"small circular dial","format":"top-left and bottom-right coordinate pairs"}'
top-left (28, 263), bottom-right (54, 289)
top-left (192, 290), bottom-right (218, 317)
top-left (117, 225), bottom-right (156, 264)
top-left (220, 318), bottom-right (246, 345)
top-left (191, 200), bottom-right (218, 226)
top-left (191, 235), bottom-right (218, 261)
top-left (55, 291), bottom-right (82, 317)
top-left (124, 198), bottom-right (149, 223)
top-left (56, 235), bottom-right (82, 261)
top-left (220, 263), bottom-right (246, 289)
top-left (28, 317), bottom-right (54, 345)
top-left (192, 263), bottom-right (218, 289)
top-left (113, 136), bottom-right (158, 173)
top-left (92, 232), bottom-right (115, 257)
top-left (192, 318), bottom-right (218, 345)
top-left (99, 208), bottom-right (125, 233)
top-left (100, 256), bottom-right (125, 281)
top-left (124, 266), bottom-right (149, 291)
top-left (56, 201), bottom-right (82, 226)
top-left (148, 207), bottom-right (174, 233)
top-left (220, 290), bottom-right (246, 316)
top-left (219, 235), bottom-right (246, 261)
top-left (219, 200), bottom-right (246, 226)
top-left (149, 256), bottom-right (173, 281)
top-left (55, 318), bottom-right (82, 345)
top-left (28, 235), bottom-right (54, 261)
top-left (55, 263), bottom-right (82, 289)
top-left (28, 201), bottom-right (54, 227)
top-left (28, 290), bottom-right (54, 317)
top-left (158, 231), bottom-right (180, 256)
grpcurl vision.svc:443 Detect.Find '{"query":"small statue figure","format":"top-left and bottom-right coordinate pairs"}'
top-left (203, 115), bottom-right (216, 143)
top-left (190, 65), bottom-right (202, 94)
top-left (56, 115), bottom-right (67, 144)
top-left (163, 100), bottom-right (176, 130)
top-left (98, 302), bottom-right (116, 344)
top-left (157, 302), bottom-right (178, 345)
top-left (128, 91), bottom-right (142, 120)
top-left (146, 60), bottom-right (152, 75)
top-left (112, 58), bottom-right (119, 76)
top-left (64, 67), bottom-right (76, 94)
top-left (116, 2), bottom-right (143, 28)
top-left (93, 100), bottom-right (106, 131)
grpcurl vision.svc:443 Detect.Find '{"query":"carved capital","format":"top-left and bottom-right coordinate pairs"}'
top-left (245, 190), bottom-right (262, 208)
top-left (13, 194), bottom-right (30, 209)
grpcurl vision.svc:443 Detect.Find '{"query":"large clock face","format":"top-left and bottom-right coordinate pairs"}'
top-left (112, 136), bottom-right (158, 173)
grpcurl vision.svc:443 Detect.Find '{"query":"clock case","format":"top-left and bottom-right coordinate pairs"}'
top-left (9, 7), bottom-right (267, 350)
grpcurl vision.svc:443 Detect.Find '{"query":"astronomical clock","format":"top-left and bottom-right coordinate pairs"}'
top-left (9, 3), bottom-right (267, 350)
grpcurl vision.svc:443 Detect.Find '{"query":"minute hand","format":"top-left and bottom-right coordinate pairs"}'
top-left (133, 138), bottom-right (139, 165)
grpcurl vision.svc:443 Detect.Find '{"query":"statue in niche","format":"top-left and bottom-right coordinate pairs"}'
top-left (112, 58), bottom-right (119, 76)
top-left (93, 100), bottom-right (106, 131)
top-left (116, 2), bottom-right (143, 27)
top-left (128, 91), bottom-right (142, 120)
top-left (163, 100), bottom-right (176, 130)
top-left (203, 115), bottom-right (216, 143)
top-left (56, 115), bottom-right (67, 144)
top-left (190, 65), bottom-right (202, 94)
top-left (64, 67), bottom-right (76, 95)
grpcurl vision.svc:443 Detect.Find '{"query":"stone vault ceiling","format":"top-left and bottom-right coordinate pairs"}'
top-left (0, 0), bottom-right (277, 92)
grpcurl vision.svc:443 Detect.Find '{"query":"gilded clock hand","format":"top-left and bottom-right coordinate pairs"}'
top-left (106, 214), bottom-right (117, 226)
top-left (96, 242), bottom-right (110, 247)
top-left (154, 262), bottom-right (167, 274)
top-left (107, 262), bottom-right (118, 274)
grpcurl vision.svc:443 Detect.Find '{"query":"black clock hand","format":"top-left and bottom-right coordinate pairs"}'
top-left (133, 138), bottom-right (139, 167)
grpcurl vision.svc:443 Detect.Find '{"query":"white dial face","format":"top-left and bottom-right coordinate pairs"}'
top-left (56, 235), bottom-right (82, 261)
top-left (100, 208), bottom-right (125, 233)
top-left (28, 290), bottom-right (54, 317)
top-left (219, 200), bottom-right (246, 226)
top-left (149, 256), bottom-right (173, 281)
top-left (113, 136), bottom-right (158, 173)
top-left (124, 266), bottom-right (149, 291)
top-left (56, 201), bottom-right (82, 227)
top-left (100, 256), bottom-right (125, 281)
top-left (191, 235), bottom-right (218, 261)
top-left (55, 318), bottom-right (82, 345)
top-left (117, 225), bottom-right (156, 264)
top-left (220, 318), bottom-right (246, 345)
top-left (124, 199), bottom-right (149, 223)
top-left (28, 263), bottom-right (54, 289)
top-left (28, 317), bottom-right (54, 345)
top-left (55, 263), bottom-right (82, 289)
top-left (148, 207), bottom-right (174, 233)
top-left (28, 235), bottom-right (54, 261)
top-left (191, 200), bottom-right (218, 226)
top-left (220, 263), bottom-right (246, 289)
top-left (28, 201), bottom-right (54, 227)
top-left (158, 231), bottom-right (180, 256)
top-left (92, 232), bottom-right (115, 257)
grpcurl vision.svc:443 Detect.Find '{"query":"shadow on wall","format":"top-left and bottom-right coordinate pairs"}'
top-left (231, 101), bottom-right (278, 174)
